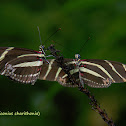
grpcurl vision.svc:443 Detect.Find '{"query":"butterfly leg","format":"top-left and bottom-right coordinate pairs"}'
top-left (77, 65), bottom-right (84, 87)
top-left (79, 71), bottom-right (84, 87)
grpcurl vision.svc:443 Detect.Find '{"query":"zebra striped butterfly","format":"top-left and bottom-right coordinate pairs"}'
top-left (0, 46), bottom-right (72, 85)
top-left (48, 45), bottom-right (126, 88)
top-left (0, 45), bottom-right (126, 88)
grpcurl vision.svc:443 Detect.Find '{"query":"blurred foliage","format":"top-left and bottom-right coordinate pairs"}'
top-left (0, 0), bottom-right (126, 126)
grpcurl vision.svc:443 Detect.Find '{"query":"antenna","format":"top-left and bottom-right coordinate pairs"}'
top-left (44, 28), bottom-right (61, 44)
top-left (78, 36), bottom-right (90, 54)
top-left (37, 26), bottom-right (46, 55)
top-left (37, 26), bottom-right (42, 45)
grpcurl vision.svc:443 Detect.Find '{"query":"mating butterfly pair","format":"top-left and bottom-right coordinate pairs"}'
top-left (0, 45), bottom-right (126, 88)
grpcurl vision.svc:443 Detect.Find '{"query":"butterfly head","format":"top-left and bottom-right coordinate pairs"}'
top-left (75, 54), bottom-right (81, 60)
top-left (39, 45), bottom-right (45, 54)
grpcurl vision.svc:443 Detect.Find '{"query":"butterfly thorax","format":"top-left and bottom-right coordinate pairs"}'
top-left (74, 54), bottom-right (81, 67)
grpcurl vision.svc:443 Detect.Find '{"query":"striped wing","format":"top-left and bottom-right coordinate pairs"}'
top-left (1, 55), bottom-right (43, 84)
top-left (39, 59), bottom-right (78, 87)
top-left (79, 59), bottom-right (126, 88)
top-left (0, 47), bottom-right (38, 74)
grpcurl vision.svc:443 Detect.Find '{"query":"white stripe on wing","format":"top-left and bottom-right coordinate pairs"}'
top-left (13, 61), bottom-right (43, 67)
top-left (0, 47), bottom-right (14, 62)
top-left (105, 60), bottom-right (126, 82)
top-left (43, 59), bottom-right (55, 80)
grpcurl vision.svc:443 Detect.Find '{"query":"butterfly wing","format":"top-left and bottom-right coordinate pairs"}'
top-left (39, 59), bottom-right (79, 87)
top-left (1, 55), bottom-right (43, 84)
top-left (0, 47), bottom-right (38, 74)
top-left (79, 59), bottom-right (126, 88)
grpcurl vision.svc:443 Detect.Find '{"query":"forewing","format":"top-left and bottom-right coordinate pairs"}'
top-left (0, 47), bottom-right (38, 74)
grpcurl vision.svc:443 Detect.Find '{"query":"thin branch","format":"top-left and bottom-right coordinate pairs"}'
top-left (78, 86), bottom-right (115, 126)
top-left (48, 44), bottom-right (116, 126)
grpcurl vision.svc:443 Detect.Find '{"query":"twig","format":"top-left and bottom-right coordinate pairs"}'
top-left (48, 44), bottom-right (116, 126)
top-left (78, 86), bottom-right (115, 126)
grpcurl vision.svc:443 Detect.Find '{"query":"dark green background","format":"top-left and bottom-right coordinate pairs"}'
top-left (0, 0), bottom-right (126, 126)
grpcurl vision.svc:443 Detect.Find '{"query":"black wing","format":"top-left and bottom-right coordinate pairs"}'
top-left (1, 53), bottom-right (44, 84)
top-left (79, 59), bottom-right (126, 88)
top-left (0, 47), bottom-right (38, 74)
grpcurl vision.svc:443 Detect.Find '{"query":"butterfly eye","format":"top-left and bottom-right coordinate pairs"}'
top-left (75, 54), bottom-right (81, 59)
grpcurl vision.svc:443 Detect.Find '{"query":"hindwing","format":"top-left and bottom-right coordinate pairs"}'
top-left (39, 59), bottom-right (77, 87)
top-left (2, 55), bottom-right (43, 84)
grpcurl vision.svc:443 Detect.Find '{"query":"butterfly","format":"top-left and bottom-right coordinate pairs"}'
top-left (48, 45), bottom-right (126, 88)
